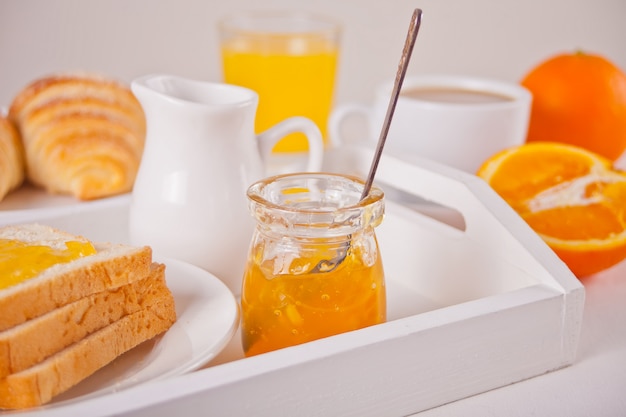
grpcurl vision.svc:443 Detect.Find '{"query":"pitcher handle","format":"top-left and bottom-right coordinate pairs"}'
top-left (257, 116), bottom-right (324, 172)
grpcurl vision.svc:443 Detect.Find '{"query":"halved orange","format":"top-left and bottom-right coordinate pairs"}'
top-left (477, 142), bottom-right (626, 278)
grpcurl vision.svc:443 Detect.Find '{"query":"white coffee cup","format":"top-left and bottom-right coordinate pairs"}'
top-left (329, 74), bottom-right (532, 173)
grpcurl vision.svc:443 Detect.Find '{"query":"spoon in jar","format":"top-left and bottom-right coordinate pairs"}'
top-left (311, 8), bottom-right (423, 273)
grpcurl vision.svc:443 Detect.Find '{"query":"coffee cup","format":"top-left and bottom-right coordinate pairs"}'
top-left (329, 74), bottom-right (532, 173)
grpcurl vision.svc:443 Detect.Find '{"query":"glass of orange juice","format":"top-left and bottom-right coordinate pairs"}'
top-left (241, 173), bottom-right (386, 357)
top-left (219, 11), bottom-right (340, 153)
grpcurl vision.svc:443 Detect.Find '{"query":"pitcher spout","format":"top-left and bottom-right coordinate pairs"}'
top-left (132, 74), bottom-right (258, 110)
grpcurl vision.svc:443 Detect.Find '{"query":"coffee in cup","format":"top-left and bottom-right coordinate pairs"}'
top-left (330, 74), bottom-right (532, 173)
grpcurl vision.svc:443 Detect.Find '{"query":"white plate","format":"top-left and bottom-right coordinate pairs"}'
top-left (0, 185), bottom-right (131, 225)
top-left (0, 185), bottom-right (131, 226)
top-left (2, 257), bottom-right (239, 416)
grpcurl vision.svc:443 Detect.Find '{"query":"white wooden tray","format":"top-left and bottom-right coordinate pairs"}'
top-left (7, 145), bottom-right (584, 416)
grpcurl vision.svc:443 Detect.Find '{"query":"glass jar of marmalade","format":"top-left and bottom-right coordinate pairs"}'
top-left (241, 172), bottom-right (386, 356)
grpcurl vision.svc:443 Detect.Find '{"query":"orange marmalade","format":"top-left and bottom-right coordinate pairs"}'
top-left (0, 239), bottom-right (97, 290)
top-left (241, 173), bottom-right (386, 356)
top-left (241, 238), bottom-right (385, 356)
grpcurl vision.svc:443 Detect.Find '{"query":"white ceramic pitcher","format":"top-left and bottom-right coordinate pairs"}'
top-left (129, 74), bottom-right (324, 295)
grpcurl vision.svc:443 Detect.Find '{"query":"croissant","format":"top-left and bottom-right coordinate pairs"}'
top-left (0, 115), bottom-right (25, 202)
top-left (8, 73), bottom-right (146, 200)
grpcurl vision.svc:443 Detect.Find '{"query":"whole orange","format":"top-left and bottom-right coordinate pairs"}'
top-left (521, 51), bottom-right (626, 161)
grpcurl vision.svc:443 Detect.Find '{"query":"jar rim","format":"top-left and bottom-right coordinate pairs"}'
top-left (246, 172), bottom-right (385, 236)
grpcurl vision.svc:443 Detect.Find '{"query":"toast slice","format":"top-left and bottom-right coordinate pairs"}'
top-left (0, 223), bottom-right (152, 331)
top-left (0, 263), bottom-right (169, 378)
top-left (0, 263), bottom-right (176, 410)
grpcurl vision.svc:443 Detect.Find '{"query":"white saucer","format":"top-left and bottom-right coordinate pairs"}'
top-left (4, 257), bottom-right (239, 416)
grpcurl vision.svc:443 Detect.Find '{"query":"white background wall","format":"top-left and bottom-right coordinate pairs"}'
top-left (1, 0), bottom-right (625, 108)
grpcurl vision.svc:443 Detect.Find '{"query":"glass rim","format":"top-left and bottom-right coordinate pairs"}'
top-left (247, 172), bottom-right (385, 236)
top-left (218, 10), bottom-right (341, 37)
top-left (249, 171), bottom-right (382, 210)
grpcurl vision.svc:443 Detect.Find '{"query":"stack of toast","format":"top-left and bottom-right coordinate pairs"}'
top-left (0, 223), bottom-right (176, 409)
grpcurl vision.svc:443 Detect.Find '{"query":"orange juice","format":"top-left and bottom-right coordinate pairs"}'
top-left (241, 172), bottom-right (386, 357)
top-left (221, 34), bottom-right (338, 152)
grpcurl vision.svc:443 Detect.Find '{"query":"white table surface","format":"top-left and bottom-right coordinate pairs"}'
top-left (413, 259), bottom-right (626, 417)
